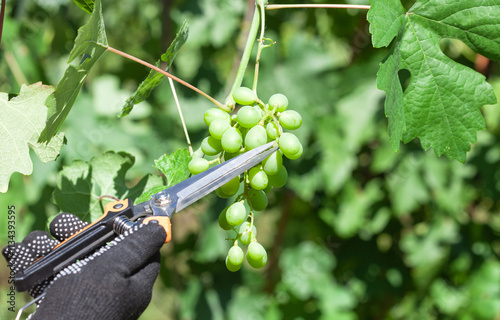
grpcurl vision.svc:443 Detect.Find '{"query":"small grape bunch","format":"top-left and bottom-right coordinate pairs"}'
top-left (188, 86), bottom-right (303, 271)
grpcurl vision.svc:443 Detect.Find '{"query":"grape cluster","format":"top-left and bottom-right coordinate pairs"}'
top-left (188, 87), bottom-right (303, 271)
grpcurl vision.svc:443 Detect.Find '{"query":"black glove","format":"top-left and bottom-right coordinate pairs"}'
top-left (2, 213), bottom-right (167, 320)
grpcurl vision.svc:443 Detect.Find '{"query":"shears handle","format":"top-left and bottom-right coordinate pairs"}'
top-left (14, 199), bottom-right (171, 292)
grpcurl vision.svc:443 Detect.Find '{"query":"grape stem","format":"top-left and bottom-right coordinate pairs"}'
top-left (106, 46), bottom-right (229, 111)
top-left (252, 1), bottom-right (273, 94)
top-left (265, 4), bottom-right (371, 10)
top-left (225, 5), bottom-right (260, 105)
top-left (168, 77), bottom-right (193, 155)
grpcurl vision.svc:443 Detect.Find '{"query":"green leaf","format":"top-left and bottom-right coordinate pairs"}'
top-left (72, 0), bottom-right (95, 14)
top-left (39, 0), bottom-right (107, 142)
top-left (52, 152), bottom-right (163, 222)
top-left (118, 20), bottom-right (189, 118)
top-left (0, 83), bottom-right (65, 193)
top-left (368, 0), bottom-right (500, 162)
top-left (154, 148), bottom-right (191, 186)
top-left (135, 149), bottom-right (191, 204)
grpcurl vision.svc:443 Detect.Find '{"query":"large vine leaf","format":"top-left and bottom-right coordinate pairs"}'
top-left (135, 149), bottom-right (191, 203)
top-left (368, 0), bottom-right (500, 162)
top-left (52, 152), bottom-right (163, 222)
top-left (0, 83), bottom-right (65, 193)
top-left (118, 20), bottom-right (189, 118)
top-left (39, 0), bottom-right (107, 142)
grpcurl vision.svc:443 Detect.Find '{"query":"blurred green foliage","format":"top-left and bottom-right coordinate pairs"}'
top-left (1, 0), bottom-right (499, 319)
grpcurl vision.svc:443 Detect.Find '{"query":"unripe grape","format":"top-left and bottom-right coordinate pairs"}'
top-left (188, 157), bottom-right (209, 175)
top-left (204, 108), bottom-right (230, 126)
top-left (218, 208), bottom-right (232, 230)
top-left (223, 151), bottom-right (239, 161)
top-left (247, 242), bottom-right (267, 269)
top-left (201, 136), bottom-right (222, 156)
top-left (226, 202), bottom-right (247, 226)
top-left (263, 184), bottom-right (273, 194)
top-left (221, 127), bottom-right (243, 153)
top-left (253, 105), bottom-right (265, 118)
top-left (278, 133), bottom-right (301, 158)
top-left (237, 106), bottom-right (261, 128)
top-left (262, 151), bottom-right (283, 175)
top-left (233, 87), bottom-right (256, 105)
top-left (219, 176), bottom-right (240, 196)
top-left (248, 167), bottom-right (268, 190)
top-left (238, 222), bottom-right (257, 245)
top-left (268, 93), bottom-right (288, 112)
top-left (226, 245), bottom-right (244, 272)
top-left (209, 119), bottom-right (231, 140)
top-left (216, 187), bottom-right (233, 199)
top-left (244, 125), bottom-right (267, 150)
top-left (248, 189), bottom-right (268, 211)
top-left (279, 110), bottom-right (302, 130)
top-left (266, 122), bottom-right (279, 140)
top-left (268, 166), bottom-right (288, 188)
top-left (285, 143), bottom-right (303, 160)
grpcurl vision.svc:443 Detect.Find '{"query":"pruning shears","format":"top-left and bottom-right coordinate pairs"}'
top-left (14, 142), bottom-right (278, 294)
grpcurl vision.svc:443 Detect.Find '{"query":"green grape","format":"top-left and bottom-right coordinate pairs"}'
top-left (268, 93), bottom-right (288, 112)
top-left (218, 208), bottom-right (232, 230)
top-left (268, 166), bottom-right (288, 188)
top-left (233, 87), bottom-right (256, 105)
top-left (263, 184), bottom-right (273, 194)
top-left (201, 136), bottom-right (222, 156)
top-left (262, 151), bottom-right (283, 175)
top-left (253, 105), bottom-right (265, 118)
top-left (278, 133), bottom-right (301, 159)
top-left (238, 222), bottom-right (257, 245)
top-left (226, 245), bottom-right (244, 272)
top-left (237, 106), bottom-right (261, 128)
top-left (279, 110), bottom-right (302, 130)
top-left (248, 167), bottom-right (268, 190)
top-left (285, 143), bottom-right (303, 160)
top-left (219, 176), bottom-right (240, 196)
top-left (248, 189), bottom-right (268, 211)
top-left (216, 187), bottom-right (233, 199)
top-left (246, 242), bottom-right (267, 269)
top-left (188, 157), bottom-right (209, 175)
top-left (204, 108), bottom-right (230, 126)
top-left (266, 122), bottom-right (279, 140)
top-left (226, 202), bottom-right (247, 226)
top-left (244, 125), bottom-right (267, 150)
top-left (223, 151), bottom-right (239, 161)
top-left (221, 127), bottom-right (243, 153)
top-left (209, 119), bottom-right (231, 140)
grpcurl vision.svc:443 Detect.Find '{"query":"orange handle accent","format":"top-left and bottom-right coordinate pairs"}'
top-left (52, 199), bottom-right (130, 250)
top-left (142, 216), bottom-right (172, 243)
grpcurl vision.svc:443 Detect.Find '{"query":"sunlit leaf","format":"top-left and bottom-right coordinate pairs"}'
top-left (0, 83), bottom-right (64, 193)
top-left (368, 0), bottom-right (500, 162)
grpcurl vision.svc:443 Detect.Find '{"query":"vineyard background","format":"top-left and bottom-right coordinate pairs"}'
top-left (1, 0), bottom-right (500, 319)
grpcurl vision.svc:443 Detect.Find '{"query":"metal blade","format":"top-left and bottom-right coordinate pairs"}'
top-left (141, 141), bottom-right (278, 217)
top-left (175, 141), bottom-right (278, 213)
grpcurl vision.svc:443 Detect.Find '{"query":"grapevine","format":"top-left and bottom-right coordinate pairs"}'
top-left (187, 1), bottom-right (303, 271)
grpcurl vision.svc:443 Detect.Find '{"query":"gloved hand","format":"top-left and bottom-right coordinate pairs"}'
top-left (2, 213), bottom-right (167, 320)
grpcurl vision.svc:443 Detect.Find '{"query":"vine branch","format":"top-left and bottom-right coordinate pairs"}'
top-left (266, 4), bottom-right (370, 10)
top-left (225, 6), bottom-right (260, 106)
top-left (106, 46), bottom-right (228, 111)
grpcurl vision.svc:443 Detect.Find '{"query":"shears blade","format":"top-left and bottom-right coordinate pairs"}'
top-left (137, 141), bottom-right (278, 217)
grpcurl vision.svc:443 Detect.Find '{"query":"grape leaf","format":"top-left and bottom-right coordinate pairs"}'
top-left (118, 20), bottom-right (189, 118)
top-left (135, 148), bottom-right (191, 203)
top-left (72, 0), bottom-right (95, 14)
top-left (368, 0), bottom-right (500, 162)
top-left (52, 152), bottom-right (163, 222)
top-left (39, 0), bottom-right (107, 142)
top-left (0, 83), bottom-right (65, 193)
